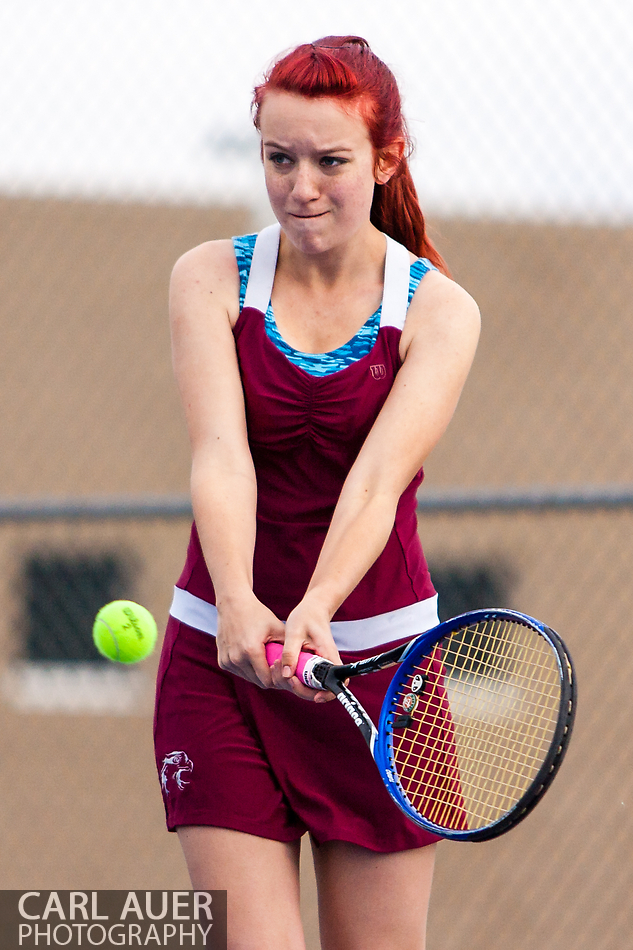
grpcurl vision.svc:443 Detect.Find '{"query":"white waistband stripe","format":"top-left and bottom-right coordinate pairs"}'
top-left (169, 586), bottom-right (439, 653)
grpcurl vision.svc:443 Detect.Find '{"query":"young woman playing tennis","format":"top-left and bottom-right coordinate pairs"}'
top-left (154, 36), bottom-right (480, 950)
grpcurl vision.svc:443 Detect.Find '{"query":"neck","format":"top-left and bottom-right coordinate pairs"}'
top-left (278, 223), bottom-right (386, 290)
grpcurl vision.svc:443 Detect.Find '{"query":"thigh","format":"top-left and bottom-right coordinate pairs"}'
top-left (313, 840), bottom-right (437, 950)
top-left (178, 826), bottom-right (306, 950)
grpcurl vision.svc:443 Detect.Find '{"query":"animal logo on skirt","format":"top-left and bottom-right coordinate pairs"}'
top-left (160, 750), bottom-right (194, 795)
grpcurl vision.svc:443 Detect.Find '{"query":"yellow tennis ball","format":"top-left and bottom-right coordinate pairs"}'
top-left (93, 600), bottom-right (158, 664)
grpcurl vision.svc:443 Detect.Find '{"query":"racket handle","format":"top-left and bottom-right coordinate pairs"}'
top-left (265, 642), bottom-right (328, 690)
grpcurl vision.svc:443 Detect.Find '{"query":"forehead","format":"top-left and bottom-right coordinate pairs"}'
top-left (259, 90), bottom-right (371, 147)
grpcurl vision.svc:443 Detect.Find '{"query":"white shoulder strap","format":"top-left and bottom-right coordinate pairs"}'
top-left (243, 225), bottom-right (410, 326)
top-left (380, 236), bottom-right (412, 330)
top-left (243, 223), bottom-right (281, 313)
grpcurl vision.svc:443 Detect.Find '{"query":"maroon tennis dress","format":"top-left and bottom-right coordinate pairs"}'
top-left (154, 225), bottom-right (442, 850)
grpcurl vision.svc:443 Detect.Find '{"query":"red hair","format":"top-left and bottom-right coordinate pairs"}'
top-left (252, 36), bottom-right (448, 274)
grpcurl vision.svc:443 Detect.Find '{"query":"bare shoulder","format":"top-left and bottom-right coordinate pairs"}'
top-left (170, 239), bottom-right (241, 328)
top-left (401, 270), bottom-right (481, 358)
top-left (172, 238), bottom-right (237, 283)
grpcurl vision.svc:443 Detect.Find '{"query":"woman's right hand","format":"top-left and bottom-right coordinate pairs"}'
top-left (215, 592), bottom-right (286, 689)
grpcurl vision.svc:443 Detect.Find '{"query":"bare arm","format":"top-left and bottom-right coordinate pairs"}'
top-left (275, 271), bottom-right (480, 685)
top-left (170, 240), bottom-right (285, 687)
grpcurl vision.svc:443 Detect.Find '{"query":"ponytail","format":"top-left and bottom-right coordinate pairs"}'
top-left (372, 165), bottom-right (449, 274)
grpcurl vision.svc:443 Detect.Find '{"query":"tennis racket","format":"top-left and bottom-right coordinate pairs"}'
top-left (266, 608), bottom-right (576, 841)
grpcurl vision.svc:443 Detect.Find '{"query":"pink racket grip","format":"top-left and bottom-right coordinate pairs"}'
top-left (265, 642), bottom-right (327, 690)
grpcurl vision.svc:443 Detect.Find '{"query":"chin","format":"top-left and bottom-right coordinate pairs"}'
top-left (279, 214), bottom-right (329, 247)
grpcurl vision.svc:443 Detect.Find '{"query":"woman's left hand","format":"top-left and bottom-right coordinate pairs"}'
top-left (269, 593), bottom-right (342, 702)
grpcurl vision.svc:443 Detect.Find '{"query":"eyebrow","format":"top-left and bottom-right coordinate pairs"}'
top-left (263, 140), bottom-right (354, 153)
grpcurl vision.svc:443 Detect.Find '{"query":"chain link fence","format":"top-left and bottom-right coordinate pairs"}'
top-left (1, 2), bottom-right (632, 948)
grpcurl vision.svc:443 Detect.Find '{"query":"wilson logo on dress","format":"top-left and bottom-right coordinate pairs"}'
top-left (370, 364), bottom-right (386, 379)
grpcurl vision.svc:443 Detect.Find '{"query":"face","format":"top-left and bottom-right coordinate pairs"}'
top-left (258, 90), bottom-right (394, 254)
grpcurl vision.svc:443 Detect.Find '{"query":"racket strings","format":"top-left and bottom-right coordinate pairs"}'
top-left (393, 643), bottom-right (468, 830)
top-left (444, 621), bottom-right (561, 776)
top-left (399, 651), bottom-right (559, 825)
top-left (389, 619), bottom-right (565, 831)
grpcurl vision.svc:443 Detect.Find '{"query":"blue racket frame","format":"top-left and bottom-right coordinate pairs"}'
top-left (372, 608), bottom-right (575, 841)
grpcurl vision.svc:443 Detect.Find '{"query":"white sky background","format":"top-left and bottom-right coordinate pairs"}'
top-left (2, 0), bottom-right (633, 221)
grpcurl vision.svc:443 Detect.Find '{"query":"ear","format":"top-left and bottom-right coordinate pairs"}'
top-left (374, 140), bottom-right (405, 184)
